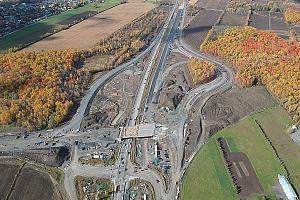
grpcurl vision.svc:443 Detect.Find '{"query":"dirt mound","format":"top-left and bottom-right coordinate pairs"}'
top-left (159, 66), bottom-right (191, 110)
top-left (19, 146), bottom-right (70, 167)
top-left (202, 85), bottom-right (275, 136)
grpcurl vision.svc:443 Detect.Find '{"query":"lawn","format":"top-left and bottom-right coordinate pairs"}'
top-left (181, 105), bottom-right (299, 200)
top-left (0, 0), bottom-right (121, 53)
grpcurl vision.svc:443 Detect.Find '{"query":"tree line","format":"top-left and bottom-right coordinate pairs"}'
top-left (201, 26), bottom-right (300, 124)
top-left (0, 7), bottom-right (168, 130)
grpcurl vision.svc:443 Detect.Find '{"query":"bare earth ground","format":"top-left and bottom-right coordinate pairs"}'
top-left (159, 66), bottom-right (191, 110)
top-left (81, 56), bottom-right (147, 129)
top-left (249, 11), bottom-right (289, 39)
top-left (219, 13), bottom-right (248, 26)
top-left (24, 0), bottom-right (155, 51)
top-left (0, 161), bottom-right (20, 200)
top-left (0, 158), bottom-right (61, 200)
top-left (158, 51), bottom-right (191, 110)
top-left (184, 85), bottom-right (275, 160)
top-left (218, 137), bottom-right (264, 199)
top-left (159, 61), bottom-right (191, 110)
top-left (10, 166), bottom-right (60, 200)
top-left (202, 85), bottom-right (275, 136)
top-left (196, 0), bottom-right (228, 10)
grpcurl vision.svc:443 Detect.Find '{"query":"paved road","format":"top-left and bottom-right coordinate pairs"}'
top-left (0, 1), bottom-right (236, 200)
top-left (137, 0), bottom-right (235, 198)
top-left (113, 4), bottom-right (179, 200)
top-left (146, 7), bottom-right (183, 104)
top-left (113, 0), bottom-right (235, 199)
top-left (47, 20), bottom-right (166, 138)
top-left (114, 1), bottom-right (234, 198)
top-left (129, 3), bottom-right (178, 127)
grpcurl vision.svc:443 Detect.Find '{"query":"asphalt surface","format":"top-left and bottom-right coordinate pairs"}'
top-left (0, 1), bottom-right (236, 199)
top-left (113, 4), bottom-right (180, 200)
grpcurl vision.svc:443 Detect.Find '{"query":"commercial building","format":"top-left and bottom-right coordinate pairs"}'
top-left (278, 174), bottom-right (298, 200)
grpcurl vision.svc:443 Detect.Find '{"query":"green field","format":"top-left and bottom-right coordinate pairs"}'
top-left (182, 139), bottom-right (238, 200)
top-left (182, 105), bottom-right (300, 200)
top-left (0, 0), bottom-right (121, 53)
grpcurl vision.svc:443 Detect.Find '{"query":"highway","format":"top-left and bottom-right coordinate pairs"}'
top-left (0, 0), bottom-right (236, 199)
top-left (113, 3), bottom-right (180, 200)
top-left (146, 7), bottom-right (183, 105)
top-left (61, 8), bottom-right (180, 199)
top-left (129, 3), bottom-right (177, 126)
top-left (120, 0), bottom-right (235, 199)
top-left (47, 17), bottom-right (168, 138)
top-left (113, 0), bottom-right (234, 198)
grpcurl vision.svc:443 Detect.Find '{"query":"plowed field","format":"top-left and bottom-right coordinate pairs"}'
top-left (24, 0), bottom-right (155, 51)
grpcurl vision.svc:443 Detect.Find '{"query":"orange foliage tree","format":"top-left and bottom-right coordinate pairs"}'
top-left (188, 58), bottom-right (216, 85)
top-left (285, 7), bottom-right (300, 24)
top-left (201, 26), bottom-right (300, 124)
top-left (0, 50), bottom-right (85, 130)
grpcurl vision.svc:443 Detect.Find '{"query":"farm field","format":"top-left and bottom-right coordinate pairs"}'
top-left (0, 159), bottom-right (62, 200)
top-left (0, 163), bottom-right (19, 200)
top-left (9, 167), bottom-right (61, 200)
top-left (182, 137), bottom-right (238, 200)
top-left (196, 0), bottom-right (228, 10)
top-left (24, 0), bottom-right (155, 51)
top-left (219, 13), bottom-right (248, 26)
top-left (249, 11), bottom-right (289, 38)
top-left (0, 0), bottom-right (121, 53)
top-left (182, 105), bottom-right (299, 200)
top-left (254, 106), bottom-right (300, 192)
top-left (249, 13), bottom-right (269, 29)
top-left (183, 9), bottom-right (222, 50)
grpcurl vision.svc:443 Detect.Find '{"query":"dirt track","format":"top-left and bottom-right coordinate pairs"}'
top-left (24, 0), bottom-right (155, 51)
top-left (218, 137), bottom-right (264, 199)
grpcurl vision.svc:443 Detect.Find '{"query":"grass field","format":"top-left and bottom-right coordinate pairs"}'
top-left (254, 106), bottom-right (300, 192)
top-left (0, 0), bottom-right (121, 53)
top-left (182, 139), bottom-right (238, 200)
top-left (182, 105), bottom-right (300, 200)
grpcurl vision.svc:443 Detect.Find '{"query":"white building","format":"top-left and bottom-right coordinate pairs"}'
top-left (92, 154), bottom-right (100, 159)
top-left (278, 174), bottom-right (298, 200)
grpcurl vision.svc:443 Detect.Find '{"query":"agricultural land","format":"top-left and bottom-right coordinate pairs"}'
top-left (23, 0), bottom-right (156, 51)
top-left (182, 105), bottom-right (300, 200)
top-left (0, 0), bottom-right (299, 199)
top-left (0, 0), bottom-right (122, 52)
